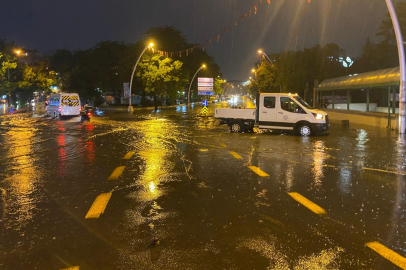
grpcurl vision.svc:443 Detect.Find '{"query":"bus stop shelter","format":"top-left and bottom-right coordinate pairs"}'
top-left (315, 67), bottom-right (400, 129)
top-left (315, 67), bottom-right (400, 113)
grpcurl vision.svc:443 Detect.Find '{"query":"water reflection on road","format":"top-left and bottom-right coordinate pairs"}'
top-left (2, 124), bottom-right (42, 231)
top-left (1, 105), bottom-right (406, 269)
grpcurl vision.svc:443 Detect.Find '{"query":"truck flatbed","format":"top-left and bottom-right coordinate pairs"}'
top-left (215, 108), bottom-right (255, 120)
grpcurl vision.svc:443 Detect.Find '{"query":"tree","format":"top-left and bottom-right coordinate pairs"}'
top-left (48, 26), bottom-right (223, 107)
top-left (249, 62), bottom-right (280, 95)
top-left (0, 53), bottom-right (17, 96)
top-left (16, 62), bottom-right (57, 105)
top-left (352, 3), bottom-right (406, 73)
top-left (376, 2), bottom-right (406, 44)
top-left (136, 54), bottom-right (184, 110)
top-left (213, 78), bottom-right (226, 95)
top-left (142, 27), bottom-right (222, 94)
top-left (53, 41), bottom-right (131, 105)
top-left (249, 43), bottom-right (348, 101)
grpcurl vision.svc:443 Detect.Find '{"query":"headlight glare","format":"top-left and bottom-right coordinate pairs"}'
top-left (313, 113), bottom-right (323, 120)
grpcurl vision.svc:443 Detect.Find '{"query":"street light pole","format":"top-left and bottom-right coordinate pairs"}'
top-left (258, 50), bottom-right (272, 63)
top-left (187, 64), bottom-right (205, 104)
top-left (128, 42), bottom-right (153, 112)
top-left (385, 0), bottom-right (406, 133)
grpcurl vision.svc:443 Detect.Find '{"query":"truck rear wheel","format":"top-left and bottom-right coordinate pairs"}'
top-left (230, 121), bottom-right (244, 133)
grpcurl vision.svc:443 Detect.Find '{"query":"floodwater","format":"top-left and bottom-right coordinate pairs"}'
top-left (0, 102), bottom-right (405, 269)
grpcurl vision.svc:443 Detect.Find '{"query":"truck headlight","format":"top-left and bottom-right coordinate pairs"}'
top-left (312, 113), bottom-right (323, 120)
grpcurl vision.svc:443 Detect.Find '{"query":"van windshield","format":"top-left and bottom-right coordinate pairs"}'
top-left (292, 96), bottom-right (313, 109)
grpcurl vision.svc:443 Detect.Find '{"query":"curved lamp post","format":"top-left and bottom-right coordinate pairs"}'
top-left (385, 0), bottom-right (406, 133)
top-left (258, 50), bottom-right (272, 63)
top-left (128, 42), bottom-right (154, 112)
top-left (187, 64), bottom-right (205, 104)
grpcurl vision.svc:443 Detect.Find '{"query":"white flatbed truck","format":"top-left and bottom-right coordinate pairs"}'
top-left (215, 93), bottom-right (330, 136)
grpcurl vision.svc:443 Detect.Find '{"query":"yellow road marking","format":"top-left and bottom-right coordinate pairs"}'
top-left (366, 241), bottom-right (406, 269)
top-left (362, 167), bottom-right (406, 176)
top-left (60, 267), bottom-right (79, 270)
top-left (221, 143), bottom-right (227, 148)
top-left (199, 149), bottom-right (209, 152)
top-left (229, 151), bottom-right (242, 159)
top-left (108, 166), bottom-right (125, 180)
top-left (288, 192), bottom-right (326, 215)
top-left (122, 151), bottom-right (135, 160)
top-left (85, 193), bottom-right (112, 219)
top-left (248, 166), bottom-right (269, 177)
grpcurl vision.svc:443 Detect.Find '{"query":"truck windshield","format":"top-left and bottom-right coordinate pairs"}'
top-left (292, 96), bottom-right (313, 109)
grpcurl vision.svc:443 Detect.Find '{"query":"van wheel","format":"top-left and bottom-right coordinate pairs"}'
top-left (299, 123), bottom-right (312, 136)
top-left (230, 121), bottom-right (244, 133)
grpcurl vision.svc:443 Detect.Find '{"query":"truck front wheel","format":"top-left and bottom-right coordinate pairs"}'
top-left (298, 123), bottom-right (312, 136)
top-left (230, 121), bottom-right (244, 133)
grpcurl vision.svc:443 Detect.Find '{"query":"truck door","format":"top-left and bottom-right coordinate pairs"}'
top-left (277, 97), bottom-right (306, 127)
top-left (258, 95), bottom-right (277, 127)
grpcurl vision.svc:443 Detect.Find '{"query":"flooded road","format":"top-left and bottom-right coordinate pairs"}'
top-left (1, 102), bottom-right (406, 269)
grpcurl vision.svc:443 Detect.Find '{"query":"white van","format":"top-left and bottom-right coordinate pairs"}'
top-left (46, 93), bottom-right (81, 117)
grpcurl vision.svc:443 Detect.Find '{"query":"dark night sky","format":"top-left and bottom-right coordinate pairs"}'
top-left (0, 0), bottom-right (404, 80)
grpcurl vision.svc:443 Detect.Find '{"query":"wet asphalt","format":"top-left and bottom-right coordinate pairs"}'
top-left (0, 101), bottom-right (406, 270)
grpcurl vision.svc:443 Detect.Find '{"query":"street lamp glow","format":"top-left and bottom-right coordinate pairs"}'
top-left (257, 49), bottom-right (272, 63)
top-left (149, 42), bottom-right (154, 47)
top-left (251, 69), bottom-right (255, 73)
top-left (15, 50), bottom-right (21, 55)
top-left (202, 64), bottom-right (206, 68)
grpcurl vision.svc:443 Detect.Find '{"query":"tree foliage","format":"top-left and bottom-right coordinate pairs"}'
top-left (376, 2), bottom-right (406, 44)
top-left (352, 2), bottom-right (406, 73)
top-left (136, 54), bottom-right (185, 109)
top-left (249, 43), bottom-right (347, 100)
top-left (49, 26), bottom-right (222, 106)
top-left (0, 52), bottom-right (17, 95)
top-left (213, 78), bottom-right (226, 95)
top-left (249, 62), bottom-right (280, 95)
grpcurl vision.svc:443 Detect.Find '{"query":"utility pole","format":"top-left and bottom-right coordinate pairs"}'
top-left (385, 0), bottom-right (406, 133)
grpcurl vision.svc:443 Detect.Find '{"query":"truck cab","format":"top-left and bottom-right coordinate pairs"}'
top-left (215, 93), bottom-right (329, 136)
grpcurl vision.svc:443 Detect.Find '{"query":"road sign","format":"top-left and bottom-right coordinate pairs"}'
top-left (198, 91), bottom-right (214, 96)
top-left (201, 106), bottom-right (208, 114)
top-left (198, 77), bottom-right (213, 83)
top-left (198, 82), bottom-right (213, 87)
top-left (123, 82), bottom-right (130, 98)
top-left (202, 100), bottom-right (208, 106)
top-left (198, 86), bottom-right (213, 91)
